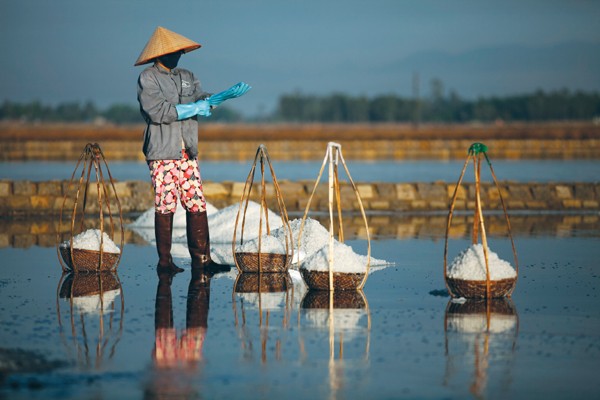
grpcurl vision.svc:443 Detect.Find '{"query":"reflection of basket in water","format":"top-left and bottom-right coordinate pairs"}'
top-left (445, 297), bottom-right (517, 316)
top-left (234, 252), bottom-right (290, 274)
top-left (301, 269), bottom-right (365, 291)
top-left (59, 271), bottom-right (121, 298)
top-left (59, 246), bottom-right (120, 273)
top-left (301, 289), bottom-right (367, 309)
top-left (446, 277), bottom-right (517, 299)
top-left (234, 272), bottom-right (292, 293)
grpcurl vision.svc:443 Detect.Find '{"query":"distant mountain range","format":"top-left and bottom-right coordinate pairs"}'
top-left (383, 41), bottom-right (600, 99)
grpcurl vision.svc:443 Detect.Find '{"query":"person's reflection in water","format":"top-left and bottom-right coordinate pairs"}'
top-left (146, 269), bottom-right (211, 399)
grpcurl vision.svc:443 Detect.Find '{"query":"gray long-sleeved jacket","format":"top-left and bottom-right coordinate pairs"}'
top-left (137, 64), bottom-right (210, 160)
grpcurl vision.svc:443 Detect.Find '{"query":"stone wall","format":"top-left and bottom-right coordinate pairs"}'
top-left (1, 179), bottom-right (598, 217)
top-left (1, 138), bottom-right (599, 161)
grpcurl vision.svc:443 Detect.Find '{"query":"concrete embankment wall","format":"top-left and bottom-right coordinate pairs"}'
top-left (1, 139), bottom-right (599, 160)
top-left (1, 180), bottom-right (598, 217)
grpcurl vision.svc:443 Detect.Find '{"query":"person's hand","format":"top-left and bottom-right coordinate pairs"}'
top-left (207, 82), bottom-right (252, 106)
top-left (194, 100), bottom-right (211, 117)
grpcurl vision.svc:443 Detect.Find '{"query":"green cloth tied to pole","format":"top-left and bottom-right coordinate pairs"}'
top-left (468, 142), bottom-right (488, 155)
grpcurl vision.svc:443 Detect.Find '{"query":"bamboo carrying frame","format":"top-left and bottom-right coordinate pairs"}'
top-left (444, 143), bottom-right (519, 298)
top-left (56, 143), bottom-right (124, 273)
top-left (232, 144), bottom-right (293, 273)
top-left (297, 142), bottom-right (371, 291)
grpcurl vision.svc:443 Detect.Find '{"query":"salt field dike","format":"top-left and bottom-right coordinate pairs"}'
top-left (1, 121), bottom-right (599, 400)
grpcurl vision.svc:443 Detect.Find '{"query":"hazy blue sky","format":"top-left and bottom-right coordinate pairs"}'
top-left (1, 0), bottom-right (599, 116)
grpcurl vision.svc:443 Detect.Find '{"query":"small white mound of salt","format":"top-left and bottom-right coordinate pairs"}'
top-left (236, 234), bottom-right (287, 254)
top-left (447, 244), bottom-right (516, 281)
top-left (61, 229), bottom-right (120, 254)
top-left (299, 241), bottom-right (368, 274)
top-left (128, 202), bottom-right (218, 228)
top-left (269, 217), bottom-right (389, 267)
top-left (210, 201), bottom-right (283, 244)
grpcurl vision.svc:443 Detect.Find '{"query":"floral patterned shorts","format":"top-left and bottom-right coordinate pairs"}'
top-left (148, 149), bottom-right (207, 214)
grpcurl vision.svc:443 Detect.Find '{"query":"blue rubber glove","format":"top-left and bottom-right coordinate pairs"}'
top-left (175, 100), bottom-right (211, 120)
top-left (194, 99), bottom-right (211, 116)
top-left (207, 82), bottom-right (251, 106)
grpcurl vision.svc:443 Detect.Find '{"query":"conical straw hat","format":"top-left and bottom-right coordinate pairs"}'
top-left (134, 26), bottom-right (201, 66)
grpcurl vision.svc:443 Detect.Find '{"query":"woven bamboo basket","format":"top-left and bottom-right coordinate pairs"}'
top-left (56, 143), bottom-right (124, 273)
top-left (234, 272), bottom-right (292, 293)
top-left (59, 246), bottom-right (120, 272)
top-left (232, 145), bottom-right (293, 274)
top-left (443, 143), bottom-right (519, 299)
top-left (297, 142), bottom-right (371, 291)
top-left (300, 269), bottom-right (365, 291)
top-left (59, 271), bottom-right (121, 298)
top-left (234, 252), bottom-right (289, 274)
top-left (446, 277), bottom-right (517, 299)
top-left (301, 289), bottom-right (367, 309)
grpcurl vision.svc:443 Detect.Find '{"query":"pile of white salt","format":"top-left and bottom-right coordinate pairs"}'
top-left (61, 229), bottom-right (121, 254)
top-left (447, 244), bottom-right (516, 281)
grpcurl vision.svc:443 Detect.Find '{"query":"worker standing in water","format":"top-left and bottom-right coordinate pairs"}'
top-left (135, 26), bottom-right (250, 274)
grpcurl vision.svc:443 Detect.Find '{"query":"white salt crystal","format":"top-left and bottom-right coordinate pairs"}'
top-left (299, 241), bottom-right (368, 273)
top-left (61, 229), bottom-right (120, 254)
top-left (210, 201), bottom-right (283, 244)
top-left (129, 202), bottom-right (218, 228)
top-left (447, 244), bottom-right (516, 281)
top-left (236, 234), bottom-right (288, 254)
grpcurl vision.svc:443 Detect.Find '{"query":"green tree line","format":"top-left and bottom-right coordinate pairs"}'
top-left (276, 88), bottom-right (600, 123)
top-left (0, 100), bottom-right (245, 124)
top-left (2, 87), bottom-right (599, 124)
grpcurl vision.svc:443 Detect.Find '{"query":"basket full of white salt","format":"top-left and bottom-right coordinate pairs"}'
top-left (443, 143), bottom-right (518, 299)
top-left (59, 229), bottom-right (121, 272)
top-left (445, 244), bottom-right (517, 298)
top-left (232, 145), bottom-right (293, 274)
top-left (56, 143), bottom-right (124, 273)
top-left (299, 241), bottom-right (368, 291)
top-left (297, 142), bottom-right (371, 291)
